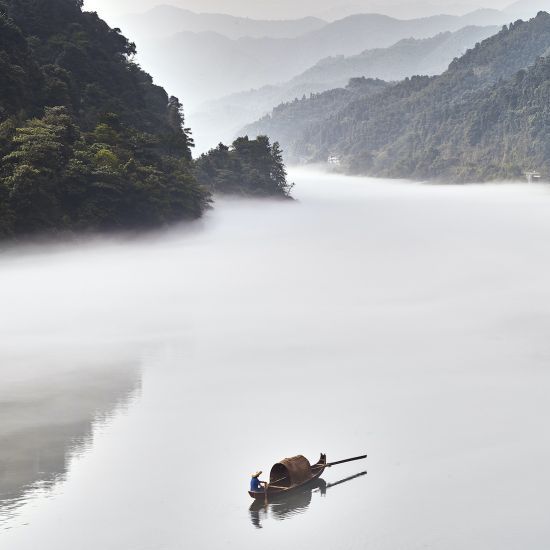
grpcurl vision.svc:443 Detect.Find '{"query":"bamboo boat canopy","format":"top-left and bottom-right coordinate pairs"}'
top-left (270, 455), bottom-right (312, 487)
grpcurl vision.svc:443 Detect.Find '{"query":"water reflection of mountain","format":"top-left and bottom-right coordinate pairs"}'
top-left (0, 363), bottom-right (141, 522)
top-left (249, 471), bottom-right (367, 528)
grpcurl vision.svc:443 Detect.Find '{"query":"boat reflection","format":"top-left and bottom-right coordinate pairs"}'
top-left (249, 471), bottom-right (367, 528)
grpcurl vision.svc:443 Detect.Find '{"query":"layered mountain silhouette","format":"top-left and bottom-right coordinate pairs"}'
top-left (246, 12), bottom-right (550, 182)
top-left (118, 5), bottom-right (327, 40)
top-left (197, 25), bottom-right (498, 150)
top-left (120, 9), bottom-right (511, 111)
top-left (115, 1), bottom-right (543, 21)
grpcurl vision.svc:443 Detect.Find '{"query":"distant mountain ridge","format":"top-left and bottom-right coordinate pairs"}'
top-left (118, 5), bottom-right (327, 40)
top-left (196, 25), bottom-right (497, 151)
top-left (124, 9), bottom-right (512, 114)
top-left (247, 12), bottom-right (550, 182)
top-left (115, 1), bottom-right (517, 21)
top-left (288, 24), bottom-right (499, 88)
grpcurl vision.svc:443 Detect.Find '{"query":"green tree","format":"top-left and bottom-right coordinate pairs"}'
top-left (2, 107), bottom-right (78, 232)
top-left (195, 135), bottom-right (294, 198)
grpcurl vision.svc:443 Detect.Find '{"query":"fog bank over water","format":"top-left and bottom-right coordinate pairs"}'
top-left (1, 169), bottom-right (549, 549)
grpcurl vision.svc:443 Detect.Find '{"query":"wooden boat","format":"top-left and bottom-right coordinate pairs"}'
top-left (248, 452), bottom-right (366, 500)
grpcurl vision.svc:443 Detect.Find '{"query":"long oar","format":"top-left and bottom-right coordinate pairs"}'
top-left (314, 455), bottom-right (367, 468)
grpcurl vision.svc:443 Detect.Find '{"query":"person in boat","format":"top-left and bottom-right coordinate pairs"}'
top-left (250, 471), bottom-right (267, 492)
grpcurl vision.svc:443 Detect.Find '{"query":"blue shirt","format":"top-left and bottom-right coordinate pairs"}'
top-left (250, 477), bottom-right (263, 492)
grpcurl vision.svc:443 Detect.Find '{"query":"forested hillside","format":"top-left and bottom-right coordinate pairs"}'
top-left (242, 78), bottom-right (389, 161)
top-left (0, 0), bottom-right (211, 238)
top-left (0, 0), bottom-right (294, 240)
top-left (256, 12), bottom-right (550, 181)
top-left (387, 53), bottom-right (550, 181)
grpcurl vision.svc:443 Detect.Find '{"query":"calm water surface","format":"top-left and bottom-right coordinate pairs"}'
top-left (1, 169), bottom-right (550, 549)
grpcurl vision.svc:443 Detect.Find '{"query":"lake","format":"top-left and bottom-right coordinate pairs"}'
top-left (1, 169), bottom-right (549, 549)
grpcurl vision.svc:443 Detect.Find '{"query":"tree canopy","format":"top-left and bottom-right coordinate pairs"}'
top-left (195, 136), bottom-right (294, 198)
top-left (0, 0), bottom-right (209, 238)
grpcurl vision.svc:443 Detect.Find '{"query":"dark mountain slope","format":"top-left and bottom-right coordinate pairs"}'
top-left (0, 0), bottom-right (209, 238)
top-left (0, 14), bottom-right (41, 116)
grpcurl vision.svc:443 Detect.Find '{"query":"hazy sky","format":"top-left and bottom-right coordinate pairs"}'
top-left (84, 0), bottom-right (512, 21)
